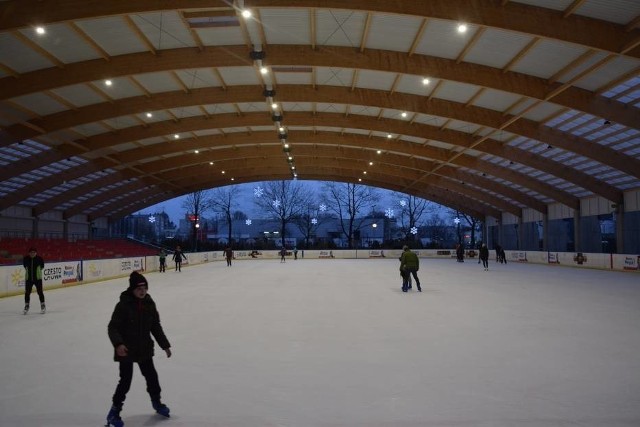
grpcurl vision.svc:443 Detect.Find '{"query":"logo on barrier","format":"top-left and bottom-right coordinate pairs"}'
top-left (11, 268), bottom-right (25, 288)
top-left (548, 253), bottom-right (560, 264)
top-left (369, 250), bottom-right (385, 258)
top-left (623, 256), bottom-right (638, 270)
top-left (573, 253), bottom-right (587, 265)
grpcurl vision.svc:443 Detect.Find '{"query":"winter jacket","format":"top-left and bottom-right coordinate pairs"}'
top-left (23, 255), bottom-right (44, 281)
top-left (108, 290), bottom-right (170, 362)
top-left (479, 246), bottom-right (489, 261)
top-left (400, 250), bottom-right (419, 271)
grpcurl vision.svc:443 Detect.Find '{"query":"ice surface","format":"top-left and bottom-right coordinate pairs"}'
top-left (1, 258), bottom-right (639, 426)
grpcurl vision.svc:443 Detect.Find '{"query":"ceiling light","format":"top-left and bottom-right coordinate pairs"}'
top-left (271, 103), bottom-right (278, 109)
top-left (279, 126), bottom-right (285, 132)
top-left (284, 143), bottom-right (289, 149)
top-left (377, 150), bottom-right (381, 154)
top-left (174, 134), bottom-right (180, 139)
top-left (194, 150), bottom-right (199, 154)
top-left (231, 177), bottom-right (235, 181)
top-left (387, 134), bottom-right (392, 139)
top-left (401, 112), bottom-right (407, 118)
top-left (363, 171), bottom-right (367, 175)
top-left (358, 178), bottom-right (362, 182)
top-left (105, 79), bottom-right (112, 86)
top-left (458, 23), bottom-right (467, 33)
top-left (35, 26), bottom-right (45, 35)
top-left (288, 156), bottom-right (293, 160)
top-left (422, 78), bottom-right (430, 85)
top-left (260, 67), bottom-right (268, 74)
top-left (146, 113), bottom-right (153, 118)
top-left (221, 170), bottom-right (225, 174)
top-left (369, 162), bottom-right (373, 166)
top-left (291, 166), bottom-right (295, 170)
top-left (241, 10), bottom-right (252, 18)
top-left (209, 162), bottom-right (214, 165)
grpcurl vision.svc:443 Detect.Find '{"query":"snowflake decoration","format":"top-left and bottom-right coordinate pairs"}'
top-left (410, 226), bottom-right (418, 235)
top-left (245, 219), bottom-right (252, 225)
top-left (399, 199), bottom-right (407, 207)
top-left (272, 199), bottom-right (281, 209)
top-left (385, 208), bottom-right (394, 218)
top-left (454, 217), bottom-right (461, 225)
top-left (319, 203), bottom-right (327, 212)
top-left (148, 216), bottom-right (156, 223)
top-left (311, 218), bottom-right (318, 225)
top-left (253, 186), bottom-right (264, 198)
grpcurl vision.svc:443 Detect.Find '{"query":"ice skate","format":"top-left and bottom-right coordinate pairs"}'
top-left (40, 303), bottom-right (46, 314)
top-left (152, 401), bottom-right (170, 418)
top-left (106, 405), bottom-right (124, 427)
top-left (23, 304), bottom-right (29, 315)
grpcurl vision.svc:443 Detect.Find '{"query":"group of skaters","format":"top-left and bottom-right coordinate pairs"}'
top-left (157, 246), bottom-right (187, 272)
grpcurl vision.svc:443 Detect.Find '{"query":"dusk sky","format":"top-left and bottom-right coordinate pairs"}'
top-left (135, 180), bottom-right (441, 224)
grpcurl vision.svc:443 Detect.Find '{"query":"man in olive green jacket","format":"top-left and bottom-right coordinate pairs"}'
top-left (399, 245), bottom-right (421, 292)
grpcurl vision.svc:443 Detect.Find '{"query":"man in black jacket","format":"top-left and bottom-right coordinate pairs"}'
top-left (106, 271), bottom-right (172, 427)
top-left (23, 247), bottom-right (45, 314)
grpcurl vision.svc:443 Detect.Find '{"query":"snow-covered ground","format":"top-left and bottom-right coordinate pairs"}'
top-left (1, 258), bottom-right (639, 427)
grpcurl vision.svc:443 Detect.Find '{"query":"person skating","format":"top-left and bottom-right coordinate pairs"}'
top-left (280, 247), bottom-right (287, 263)
top-left (399, 245), bottom-right (421, 292)
top-left (224, 246), bottom-right (233, 266)
top-left (479, 243), bottom-right (489, 271)
top-left (106, 271), bottom-right (172, 427)
top-left (22, 247), bottom-right (45, 314)
top-left (172, 245), bottom-right (187, 271)
top-left (158, 249), bottom-right (166, 273)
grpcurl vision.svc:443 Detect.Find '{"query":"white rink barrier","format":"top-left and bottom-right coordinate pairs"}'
top-left (1, 249), bottom-right (637, 298)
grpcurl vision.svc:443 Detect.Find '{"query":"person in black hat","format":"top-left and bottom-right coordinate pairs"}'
top-left (22, 247), bottom-right (45, 314)
top-left (106, 271), bottom-right (172, 427)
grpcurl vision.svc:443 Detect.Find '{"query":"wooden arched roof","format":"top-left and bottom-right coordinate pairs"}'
top-left (1, 0), bottom-right (639, 220)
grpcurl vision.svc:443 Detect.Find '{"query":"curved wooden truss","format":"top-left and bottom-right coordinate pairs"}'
top-left (0, 0), bottom-right (639, 221)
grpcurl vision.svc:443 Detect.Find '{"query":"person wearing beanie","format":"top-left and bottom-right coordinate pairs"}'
top-left (106, 271), bottom-right (172, 427)
top-left (22, 247), bottom-right (45, 314)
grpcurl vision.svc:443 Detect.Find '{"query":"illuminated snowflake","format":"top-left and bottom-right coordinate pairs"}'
top-left (399, 199), bottom-right (407, 207)
top-left (385, 208), bottom-right (394, 218)
top-left (254, 186), bottom-right (264, 198)
top-left (454, 217), bottom-right (461, 225)
top-left (311, 218), bottom-right (318, 225)
top-left (410, 226), bottom-right (418, 235)
top-left (148, 216), bottom-right (156, 223)
top-left (246, 219), bottom-right (252, 225)
top-left (319, 203), bottom-right (327, 212)
top-left (272, 199), bottom-right (281, 208)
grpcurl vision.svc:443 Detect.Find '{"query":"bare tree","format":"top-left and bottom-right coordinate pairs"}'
top-left (181, 190), bottom-right (213, 250)
top-left (322, 182), bottom-right (380, 248)
top-left (393, 193), bottom-right (435, 243)
top-left (254, 180), bottom-right (313, 248)
top-left (292, 199), bottom-right (331, 249)
top-left (448, 209), bottom-right (482, 248)
top-left (209, 186), bottom-right (242, 244)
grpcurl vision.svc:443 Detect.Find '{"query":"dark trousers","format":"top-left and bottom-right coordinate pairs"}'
top-left (159, 259), bottom-right (165, 272)
top-left (226, 257), bottom-right (232, 266)
top-left (481, 258), bottom-right (489, 268)
top-left (175, 261), bottom-right (182, 271)
top-left (24, 280), bottom-right (45, 304)
top-left (112, 358), bottom-right (161, 408)
top-left (402, 269), bottom-right (421, 291)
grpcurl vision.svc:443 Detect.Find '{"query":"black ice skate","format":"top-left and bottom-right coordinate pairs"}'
top-left (152, 401), bottom-right (170, 417)
top-left (23, 304), bottom-right (29, 315)
top-left (40, 303), bottom-right (46, 314)
top-left (105, 405), bottom-right (123, 427)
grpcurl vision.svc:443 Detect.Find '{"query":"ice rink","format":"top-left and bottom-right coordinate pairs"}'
top-left (1, 257), bottom-right (639, 427)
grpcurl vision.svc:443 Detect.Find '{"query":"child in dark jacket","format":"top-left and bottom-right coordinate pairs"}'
top-left (106, 271), bottom-right (172, 427)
